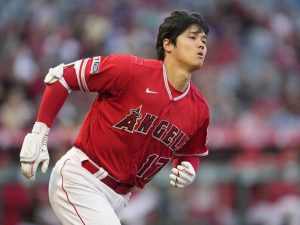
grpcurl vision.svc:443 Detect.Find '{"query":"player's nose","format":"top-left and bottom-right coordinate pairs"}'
top-left (197, 41), bottom-right (205, 49)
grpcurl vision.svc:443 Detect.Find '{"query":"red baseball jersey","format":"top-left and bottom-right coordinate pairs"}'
top-left (63, 54), bottom-right (209, 188)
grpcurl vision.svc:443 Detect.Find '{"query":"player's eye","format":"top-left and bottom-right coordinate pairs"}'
top-left (189, 36), bottom-right (196, 40)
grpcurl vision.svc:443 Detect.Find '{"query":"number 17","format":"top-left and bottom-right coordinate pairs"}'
top-left (136, 154), bottom-right (170, 180)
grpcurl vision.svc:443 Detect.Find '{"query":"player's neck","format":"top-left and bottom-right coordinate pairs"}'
top-left (163, 59), bottom-right (191, 92)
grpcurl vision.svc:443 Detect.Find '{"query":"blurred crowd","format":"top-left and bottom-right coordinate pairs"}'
top-left (1, 0), bottom-right (300, 149)
top-left (0, 0), bottom-right (300, 224)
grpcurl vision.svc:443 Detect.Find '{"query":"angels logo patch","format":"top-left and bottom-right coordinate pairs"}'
top-left (90, 56), bottom-right (101, 74)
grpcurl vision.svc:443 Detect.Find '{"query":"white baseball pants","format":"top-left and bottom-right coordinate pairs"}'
top-left (48, 147), bottom-right (130, 225)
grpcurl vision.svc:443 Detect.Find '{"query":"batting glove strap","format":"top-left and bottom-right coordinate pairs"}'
top-left (170, 161), bottom-right (196, 188)
top-left (20, 122), bottom-right (50, 181)
top-left (44, 63), bottom-right (65, 84)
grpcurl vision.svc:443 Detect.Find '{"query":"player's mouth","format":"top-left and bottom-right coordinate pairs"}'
top-left (197, 52), bottom-right (204, 59)
top-left (197, 52), bottom-right (204, 62)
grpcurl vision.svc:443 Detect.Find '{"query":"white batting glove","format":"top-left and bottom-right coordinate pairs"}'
top-left (170, 161), bottom-right (196, 188)
top-left (20, 122), bottom-right (50, 181)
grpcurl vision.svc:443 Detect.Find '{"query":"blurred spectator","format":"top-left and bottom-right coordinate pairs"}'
top-left (0, 87), bottom-right (35, 130)
top-left (2, 183), bottom-right (32, 225)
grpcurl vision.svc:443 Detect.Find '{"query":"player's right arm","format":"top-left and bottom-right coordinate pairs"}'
top-left (19, 69), bottom-right (69, 181)
top-left (20, 55), bottom-right (133, 181)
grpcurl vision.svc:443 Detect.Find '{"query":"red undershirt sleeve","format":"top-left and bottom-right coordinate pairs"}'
top-left (37, 81), bottom-right (69, 128)
top-left (172, 156), bottom-right (200, 171)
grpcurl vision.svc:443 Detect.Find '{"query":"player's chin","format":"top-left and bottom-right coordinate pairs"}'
top-left (191, 62), bottom-right (203, 71)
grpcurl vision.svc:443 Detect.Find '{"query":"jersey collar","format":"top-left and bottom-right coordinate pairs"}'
top-left (163, 63), bottom-right (190, 101)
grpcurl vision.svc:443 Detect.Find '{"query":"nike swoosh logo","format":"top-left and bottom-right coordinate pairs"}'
top-left (146, 88), bottom-right (158, 94)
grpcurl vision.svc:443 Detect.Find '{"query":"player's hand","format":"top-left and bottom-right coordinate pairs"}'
top-left (170, 161), bottom-right (196, 188)
top-left (20, 122), bottom-right (50, 181)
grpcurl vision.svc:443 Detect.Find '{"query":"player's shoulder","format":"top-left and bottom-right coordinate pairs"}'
top-left (107, 54), bottom-right (162, 69)
top-left (189, 82), bottom-right (210, 113)
top-left (105, 54), bottom-right (135, 62)
top-left (132, 55), bottom-right (163, 70)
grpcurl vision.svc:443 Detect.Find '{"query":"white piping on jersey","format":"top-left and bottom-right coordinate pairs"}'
top-left (173, 150), bottom-right (208, 157)
top-left (81, 58), bottom-right (90, 92)
top-left (163, 64), bottom-right (172, 100)
top-left (162, 64), bottom-right (191, 101)
top-left (74, 60), bottom-right (84, 91)
top-left (59, 77), bottom-right (72, 93)
top-left (174, 82), bottom-right (190, 101)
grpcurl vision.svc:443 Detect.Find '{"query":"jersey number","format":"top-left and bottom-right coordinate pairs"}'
top-left (136, 154), bottom-right (170, 180)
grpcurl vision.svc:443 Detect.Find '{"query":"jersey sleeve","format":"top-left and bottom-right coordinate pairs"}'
top-left (174, 116), bottom-right (209, 157)
top-left (63, 54), bottom-right (133, 96)
top-left (172, 156), bottom-right (200, 171)
top-left (37, 81), bottom-right (69, 127)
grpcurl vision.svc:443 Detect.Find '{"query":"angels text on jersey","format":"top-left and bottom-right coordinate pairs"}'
top-left (113, 105), bottom-right (189, 152)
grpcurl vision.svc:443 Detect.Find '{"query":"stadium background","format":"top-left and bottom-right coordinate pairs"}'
top-left (0, 0), bottom-right (300, 224)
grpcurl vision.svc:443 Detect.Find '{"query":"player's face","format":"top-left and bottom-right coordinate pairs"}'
top-left (172, 24), bottom-right (207, 72)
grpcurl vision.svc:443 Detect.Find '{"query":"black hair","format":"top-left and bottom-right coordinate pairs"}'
top-left (156, 11), bottom-right (209, 60)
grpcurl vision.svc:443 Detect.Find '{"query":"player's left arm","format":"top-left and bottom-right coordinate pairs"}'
top-left (170, 114), bottom-right (209, 188)
top-left (169, 156), bottom-right (199, 188)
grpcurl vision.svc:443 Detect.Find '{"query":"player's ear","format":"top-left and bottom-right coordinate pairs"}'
top-left (163, 38), bottom-right (173, 54)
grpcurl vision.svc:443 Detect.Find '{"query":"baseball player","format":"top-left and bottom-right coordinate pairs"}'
top-left (20, 11), bottom-right (210, 225)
